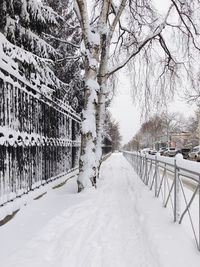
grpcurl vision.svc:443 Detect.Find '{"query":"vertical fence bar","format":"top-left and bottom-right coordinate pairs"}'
top-left (145, 155), bottom-right (147, 185)
top-left (174, 159), bottom-right (181, 222)
top-left (155, 156), bottom-right (158, 197)
top-left (163, 164), bottom-right (167, 206)
top-left (199, 175), bottom-right (200, 251)
top-left (139, 155), bottom-right (142, 177)
top-left (174, 158), bottom-right (177, 222)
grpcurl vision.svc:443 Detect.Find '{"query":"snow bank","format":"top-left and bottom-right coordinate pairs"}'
top-left (0, 169), bottom-right (78, 221)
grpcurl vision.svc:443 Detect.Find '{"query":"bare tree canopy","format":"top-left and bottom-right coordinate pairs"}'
top-left (74, 0), bottom-right (200, 190)
top-left (124, 111), bottom-right (187, 150)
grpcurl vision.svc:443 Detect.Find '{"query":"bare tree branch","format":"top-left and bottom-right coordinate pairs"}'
top-left (43, 33), bottom-right (81, 48)
top-left (108, 4), bottom-right (173, 76)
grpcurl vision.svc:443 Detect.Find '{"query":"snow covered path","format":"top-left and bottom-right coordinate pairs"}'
top-left (1, 153), bottom-right (200, 267)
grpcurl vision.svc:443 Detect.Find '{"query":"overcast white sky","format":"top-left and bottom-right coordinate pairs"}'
top-left (109, 75), bottom-right (196, 145)
top-left (109, 0), bottom-right (196, 145)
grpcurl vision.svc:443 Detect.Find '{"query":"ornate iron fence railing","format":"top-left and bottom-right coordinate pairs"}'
top-left (0, 68), bottom-right (81, 207)
top-left (123, 151), bottom-right (200, 251)
top-left (102, 136), bottom-right (112, 156)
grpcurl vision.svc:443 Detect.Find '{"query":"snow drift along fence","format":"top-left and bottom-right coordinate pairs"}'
top-left (0, 71), bottom-right (81, 207)
top-left (123, 151), bottom-right (200, 251)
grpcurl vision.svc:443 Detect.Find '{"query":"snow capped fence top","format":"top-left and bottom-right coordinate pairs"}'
top-left (124, 151), bottom-right (200, 182)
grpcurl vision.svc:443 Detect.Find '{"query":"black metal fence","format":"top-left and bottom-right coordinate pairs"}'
top-left (0, 70), bottom-right (81, 206)
top-left (102, 136), bottom-right (112, 156)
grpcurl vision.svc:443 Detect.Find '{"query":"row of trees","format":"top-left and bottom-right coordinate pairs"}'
top-left (124, 111), bottom-right (200, 151)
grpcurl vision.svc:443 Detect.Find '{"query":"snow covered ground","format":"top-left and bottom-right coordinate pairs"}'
top-left (1, 153), bottom-right (200, 267)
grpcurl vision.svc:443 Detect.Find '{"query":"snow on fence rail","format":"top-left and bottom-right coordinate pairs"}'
top-left (0, 68), bottom-right (81, 208)
top-left (123, 151), bottom-right (200, 251)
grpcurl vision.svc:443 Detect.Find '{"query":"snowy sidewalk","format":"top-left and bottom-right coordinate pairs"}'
top-left (1, 153), bottom-right (200, 267)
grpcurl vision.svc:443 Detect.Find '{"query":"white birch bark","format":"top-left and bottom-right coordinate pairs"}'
top-left (75, 0), bottom-right (100, 191)
top-left (95, 1), bottom-right (111, 175)
top-left (78, 71), bottom-right (99, 191)
top-left (95, 0), bottom-right (127, 175)
top-left (96, 80), bottom-right (107, 175)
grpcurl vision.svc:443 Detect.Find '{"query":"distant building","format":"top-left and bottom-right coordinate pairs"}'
top-left (157, 132), bottom-right (196, 149)
top-left (171, 132), bottom-right (198, 148)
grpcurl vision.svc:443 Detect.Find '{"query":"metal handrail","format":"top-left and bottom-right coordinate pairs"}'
top-left (123, 151), bottom-right (200, 251)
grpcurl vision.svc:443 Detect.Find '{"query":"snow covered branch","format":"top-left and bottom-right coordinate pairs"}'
top-left (107, 0), bottom-right (127, 44)
top-left (56, 55), bottom-right (82, 63)
top-left (43, 33), bottom-right (81, 48)
top-left (75, 0), bottom-right (91, 48)
top-left (108, 4), bottom-right (173, 76)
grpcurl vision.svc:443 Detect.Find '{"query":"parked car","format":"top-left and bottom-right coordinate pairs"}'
top-left (140, 148), bottom-right (151, 155)
top-left (163, 147), bottom-right (177, 157)
top-left (148, 149), bottom-right (157, 155)
top-left (158, 147), bottom-right (167, 156)
top-left (176, 148), bottom-right (191, 159)
top-left (188, 146), bottom-right (200, 161)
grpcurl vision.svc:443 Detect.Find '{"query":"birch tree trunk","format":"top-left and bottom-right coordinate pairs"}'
top-left (95, 1), bottom-right (111, 177)
top-left (77, 67), bottom-right (99, 191)
top-left (95, 80), bottom-right (107, 177)
top-left (96, 61), bottom-right (109, 177)
top-left (75, 0), bottom-right (100, 191)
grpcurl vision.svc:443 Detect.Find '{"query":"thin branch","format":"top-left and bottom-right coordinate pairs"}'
top-left (107, 4), bottom-right (173, 76)
top-left (170, 0), bottom-right (200, 51)
top-left (43, 33), bottom-right (81, 48)
top-left (56, 55), bottom-right (82, 63)
top-left (107, 0), bottom-right (127, 45)
top-left (75, 0), bottom-right (90, 48)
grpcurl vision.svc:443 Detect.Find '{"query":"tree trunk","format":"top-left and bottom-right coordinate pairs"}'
top-left (95, 33), bottom-right (109, 178)
top-left (77, 67), bottom-right (99, 192)
top-left (95, 81), bottom-right (107, 178)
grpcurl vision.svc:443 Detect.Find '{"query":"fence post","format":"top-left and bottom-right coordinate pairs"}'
top-left (139, 154), bottom-right (142, 178)
top-left (199, 175), bottom-right (200, 251)
top-left (163, 163), bottom-right (167, 206)
top-left (132, 153), bottom-right (134, 168)
top-left (174, 158), bottom-right (181, 222)
top-left (137, 152), bottom-right (140, 174)
top-left (145, 155), bottom-right (147, 185)
top-left (141, 156), bottom-right (144, 179)
top-left (155, 155), bottom-right (158, 197)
